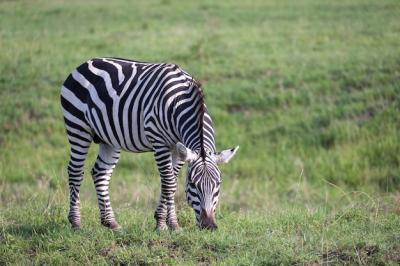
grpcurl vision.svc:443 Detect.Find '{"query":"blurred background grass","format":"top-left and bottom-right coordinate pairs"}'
top-left (0, 0), bottom-right (399, 264)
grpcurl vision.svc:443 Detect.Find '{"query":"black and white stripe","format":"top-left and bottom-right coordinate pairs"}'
top-left (61, 57), bottom-right (238, 230)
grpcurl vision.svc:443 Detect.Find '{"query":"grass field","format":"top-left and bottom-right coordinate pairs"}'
top-left (1, 0), bottom-right (400, 264)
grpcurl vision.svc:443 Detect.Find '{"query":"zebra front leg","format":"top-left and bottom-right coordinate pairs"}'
top-left (91, 143), bottom-right (121, 230)
top-left (167, 159), bottom-right (185, 230)
top-left (154, 147), bottom-right (180, 231)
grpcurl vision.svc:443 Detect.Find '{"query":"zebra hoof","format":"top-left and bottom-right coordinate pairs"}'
top-left (102, 220), bottom-right (121, 230)
top-left (168, 224), bottom-right (182, 232)
top-left (155, 225), bottom-right (168, 232)
top-left (71, 223), bottom-right (81, 230)
top-left (68, 215), bottom-right (81, 230)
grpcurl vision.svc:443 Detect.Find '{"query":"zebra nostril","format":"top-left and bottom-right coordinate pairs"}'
top-left (209, 223), bottom-right (218, 230)
top-left (200, 222), bottom-right (218, 230)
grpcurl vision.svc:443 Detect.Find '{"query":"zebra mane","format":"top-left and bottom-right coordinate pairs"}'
top-left (190, 78), bottom-right (206, 161)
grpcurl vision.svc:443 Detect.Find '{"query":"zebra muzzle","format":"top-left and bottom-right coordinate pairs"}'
top-left (200, 208), bottom-right (217, 230)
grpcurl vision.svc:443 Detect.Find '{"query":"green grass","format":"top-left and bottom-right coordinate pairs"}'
top-left (1, 0), bottom-right (400, 264)
top-left (1, 196), bottom-right (399, 265)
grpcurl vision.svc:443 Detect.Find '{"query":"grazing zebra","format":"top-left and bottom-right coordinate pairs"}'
top-left (60, 57), bottom-right (238, 231)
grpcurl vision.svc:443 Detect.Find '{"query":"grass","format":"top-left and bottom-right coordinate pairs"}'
top-left (1, 188), bottom-right (399, 265)
top-left (1, 0), bottom-right (399, 264)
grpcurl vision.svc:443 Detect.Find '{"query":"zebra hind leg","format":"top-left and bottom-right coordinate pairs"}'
top-left (91, 143), bottom-right (121, 230)
top-left (67, 136), bottom-right (92, 229)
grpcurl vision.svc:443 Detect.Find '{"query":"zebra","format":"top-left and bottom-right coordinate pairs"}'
top-left (60, 57), bottom-right (238, 231)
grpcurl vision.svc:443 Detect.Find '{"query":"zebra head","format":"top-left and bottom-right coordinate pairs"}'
top-left (176, 142), bottom-right (239, 230)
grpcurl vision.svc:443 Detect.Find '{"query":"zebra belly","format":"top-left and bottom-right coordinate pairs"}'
top-left (85, 100), bottom-right (153, 153)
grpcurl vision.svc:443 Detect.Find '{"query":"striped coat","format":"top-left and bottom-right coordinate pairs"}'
top-left (61, 57), bottom-right (238, 230)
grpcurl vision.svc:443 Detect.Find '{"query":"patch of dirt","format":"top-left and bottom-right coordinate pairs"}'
top-left (374, 195), bottom-right (400, 216)
top-left (27, 248), bottom-right (39, 258)
top-left (2, 122), bottom-right (15, 131)
top-left (321, 244), bottom-right (379, 265)
top-left (99, 245), bottom-right (116, 257)
top-left (351, 106), bottom-right (377, 124)
top-left (197, 255), bottom-right (211, 266)
top-left (25, 109), bottom-right (44, 121)
top-left (1, 109), bottom-right (45, 137)
top-left (147, 239), bottom-right (164, 248)
top-left (384, 246), bottom-right (400, 263)
top-left (391, 192), bottom-right (400, 214)
top-left (148, 240), bottom-right (180, 259)
top-left (167, 242), bottom-right (179, 259)
top-left (1, 121), bottom-right (19, 139)
top-left (202, 243), bottom-right (219, 253)
top-left (303, 261), bottom-right (320, 266)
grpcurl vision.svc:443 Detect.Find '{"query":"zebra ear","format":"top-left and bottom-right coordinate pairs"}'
top-left (176, 142), bottom-right (198, 162)
top-left (214, 146), bottom-right (239, 164)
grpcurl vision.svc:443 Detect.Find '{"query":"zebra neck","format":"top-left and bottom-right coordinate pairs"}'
top-left (170, 80), bottom-right (216, 155)
top-left (176, 112), bottom-right (216, 156)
